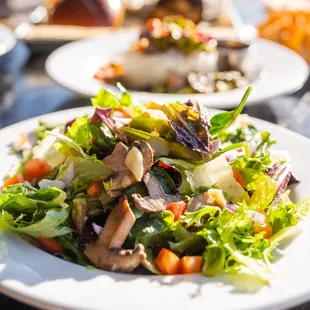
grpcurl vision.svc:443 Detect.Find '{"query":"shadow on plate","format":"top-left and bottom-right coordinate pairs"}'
top-left (0, 232), bottom-right (266, 299)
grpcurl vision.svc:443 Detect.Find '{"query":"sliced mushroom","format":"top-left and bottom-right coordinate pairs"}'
top-left (187, 189), bottom-right (227, 212)
top-left (105, 170), bottom-right (137, 197)
top-left (143, 172), bottom-right (166, 197)
top-left (104, 141), bottom-right (154, 198)
top-left (132, 193), bottom-right (180, 213)
top-left (72, 198), bottom-right (88, 234)
top-left (133, 171), bottom-right (180, 213)
top-left (130, 140), bottom-right (154, 175)
top-left (124, 146), bottom-right (144, 181)
top-left (84, 197), bottom-right (146, 272)
top-left (103, 142), bottom-right (128, 172)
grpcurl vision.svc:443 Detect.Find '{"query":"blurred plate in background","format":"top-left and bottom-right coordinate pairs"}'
top-left (46, 28), bottom-right (308, 109)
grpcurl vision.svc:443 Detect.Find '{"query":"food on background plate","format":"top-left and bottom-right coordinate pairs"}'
top-left (1, 85), bottom-right (309, 283)
top-left (258, 10), bottom-right (310, 63)
top-left (95, 16), bottom-right (249, 94)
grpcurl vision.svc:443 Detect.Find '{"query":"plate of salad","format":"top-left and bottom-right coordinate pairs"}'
top-left (0, 86), bottom-right (310, 310)
top-left (45, 19), bottom-right (308, 109)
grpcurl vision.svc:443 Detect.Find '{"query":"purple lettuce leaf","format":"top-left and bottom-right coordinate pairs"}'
top-left (267, 163), bottom-right (294, 197)
top-left (162, 102), bottom-right (211, 154)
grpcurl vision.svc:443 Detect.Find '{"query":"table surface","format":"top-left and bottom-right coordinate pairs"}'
top-left (1, 1), bottom-right (310, 309)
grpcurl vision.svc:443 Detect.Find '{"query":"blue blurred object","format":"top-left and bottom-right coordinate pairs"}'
top-left (0, 39), bottom-right (30, 110)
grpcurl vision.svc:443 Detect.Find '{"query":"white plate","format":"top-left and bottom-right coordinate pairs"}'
top-left (45, 29), bottom-right (309, 109)
top-left (1, 106), bottom-right (310, 310)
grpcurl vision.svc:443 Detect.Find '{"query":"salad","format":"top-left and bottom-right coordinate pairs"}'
top-left (1, 85), bottom-right (309, 283)
top-left (95, 16), bottom-right (249, 94)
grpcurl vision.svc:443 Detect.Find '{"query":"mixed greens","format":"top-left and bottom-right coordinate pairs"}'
top-left (1, 85), bottom-right (309, 283)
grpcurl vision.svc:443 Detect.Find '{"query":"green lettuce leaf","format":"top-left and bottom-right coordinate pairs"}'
top-left (169, 224), bottom-right (206, 254)
top-left (149, 166), bottom-right (176, 194)
top-left (130, 211), bottom-right (174, 248)
top-left (66, 116), bottom-right (117, 157)
top-left (57, 156), bottom-right (111, 195)
top-left (0, 208), bottom-right (72, 238)
top-left (232, 131), bottom-right (275, 191)
top-left (224, 243), bottom-right (273, 283)
top-left (209, 86), bottom-right (252, 138)
top-left (250, 176), bottom-right (276, 210)
top-left (1, 185), bottom-right (67, 213)
top-left (203, 244), bottom-right (226, 277)
top-left (158, 158), bottom-right (196, 195)
top-left (91, 84), bottom-right (135, 111)
top-left (218, 124), bottom-right (258, 144)
top-left (47, 130), bottom-right (90, 159)
top-left (129, 114), bottom-right (172, 137)
top-left (56, 234), bottom-right (89, 266)
top-left (268, 190), bottom-right (308, 234)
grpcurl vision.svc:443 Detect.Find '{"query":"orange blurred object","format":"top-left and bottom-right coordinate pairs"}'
top-left (23, 159), bottom-right (51, 182)
top-left (232, 167), bottom-right (245, 188)
top-left (179, 256), bottom-right (203, 274)
top-left (38, 236), bottom-right (64, 254)
top-left (87, 181), bottom-right (102, 197)
top-left (94, 63), bottom-right (124, 83)
top-left (254, 214), bottom-right (272, 239)
top-left (166, 201), bottom-right (187, 221)
top-left (155, 248), bottom-right (180, 275)
top-left (46, 0), bottom-right (124, 27)
top-left (258, 11), bottom-right (310, 63)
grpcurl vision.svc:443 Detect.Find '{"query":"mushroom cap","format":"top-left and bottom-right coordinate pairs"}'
top-left (131, 140), bottom-right (154, 174)
top-left (104, 140), bottom-right (155, 198)
top-left (103, 142), bottom-right (128, 172)
top-left (84, 197), bottom-right (146, 272)
top-left (132, 193), bottom-right (180, 213)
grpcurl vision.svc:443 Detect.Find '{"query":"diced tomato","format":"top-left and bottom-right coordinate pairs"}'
top-left (180, 256), bottom-right (203, 274)
top-left (3, 174), bottom-right (24, 187)
top-left (232, 167), bottom-right (245, 187)
top-left (38, 236), bottom-right (64, 254)
top-left (167, 201), bottom-right (187, 221)
top-left (146, 18), bottom-right (161, 30)
top-left (146, 101), bottom-right (162, 110)
top-left (87, 181), bottom-right (102, 196)
top-left (155, 248), bottom-right (180, 275)
top-left (254, 215), bottom-right (272, 239)
top-left (23, 158), bottom-right (51, 181)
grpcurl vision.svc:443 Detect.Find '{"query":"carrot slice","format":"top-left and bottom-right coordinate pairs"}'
top-left (180, 256), bottom-right (203, 274)
top-left (87, 181), bottom-right (102, 196)
top-left (232, 167), bottom-right (245, 187)
top-left (254, 215), bottom-right (272, 239)
top-left (155, 248), bottom-right (180, 275)
top-left (3, 174), bottom-right (24, 187)
top-left (38, 236), bottom-right (64, 254)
